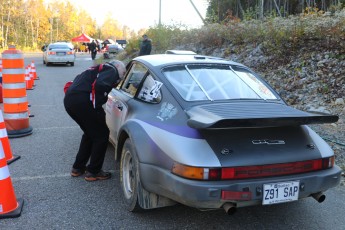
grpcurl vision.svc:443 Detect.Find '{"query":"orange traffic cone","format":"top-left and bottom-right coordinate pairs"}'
top-left (0, 141), bottom-right (24, 219)
top-left (25, 66), bottom-right (33, 90)
top-left (0, 112), bottom-right (20, 164)
top-left (2, 45), bottom-right (33, 138)
top-left (30, 61), bottom-right (39, 80)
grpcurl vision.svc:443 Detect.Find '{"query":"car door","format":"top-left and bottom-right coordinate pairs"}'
top-left (106, 62), bottom-right (148, 145)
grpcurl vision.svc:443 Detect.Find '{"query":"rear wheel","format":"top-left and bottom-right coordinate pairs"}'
top-left (70, 62), bottom-right (74, 66)
top-left (46, 62), bottom-right (50, 66)
top-left (120, 138), bottom-right (143, 212)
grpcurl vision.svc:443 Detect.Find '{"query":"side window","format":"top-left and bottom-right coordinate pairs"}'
top-left (137, 74), bottom-right (162, 103)
top-left (121, 63), bottom-right (147, 97)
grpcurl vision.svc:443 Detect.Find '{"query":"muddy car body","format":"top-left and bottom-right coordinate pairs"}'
top-left (105, 53), bottom-right (342, 214)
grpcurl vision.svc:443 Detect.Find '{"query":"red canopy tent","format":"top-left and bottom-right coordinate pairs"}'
top-left (71, 33), bottom-right (93, 43)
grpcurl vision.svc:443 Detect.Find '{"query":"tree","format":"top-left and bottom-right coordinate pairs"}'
top-left (100, 13), bottom-right (123, 40)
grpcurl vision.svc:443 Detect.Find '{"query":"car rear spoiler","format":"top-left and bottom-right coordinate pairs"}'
top-left (186, 102), bottom-right (338, 129)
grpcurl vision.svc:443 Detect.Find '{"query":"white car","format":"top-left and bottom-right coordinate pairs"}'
top-left (106, 43), bottom-right (124, 54)
top-left (43, 42), bottom-right (75, 66)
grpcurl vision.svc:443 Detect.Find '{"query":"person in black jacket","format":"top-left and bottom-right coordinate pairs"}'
top-left (89, 40), bottom-right (98, 60)
top-left (139, 34), bottom-right (152, 56)
top-left (64, 60), bottom-right (126, 181)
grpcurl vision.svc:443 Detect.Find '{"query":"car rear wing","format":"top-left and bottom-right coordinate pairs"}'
top-left (186, 102), bottom-right (338, 129)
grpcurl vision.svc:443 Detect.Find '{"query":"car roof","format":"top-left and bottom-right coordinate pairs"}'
top-left (133, 54), bottom-right (245, 68)
top-left (165, 50), bottom-right (197, 55)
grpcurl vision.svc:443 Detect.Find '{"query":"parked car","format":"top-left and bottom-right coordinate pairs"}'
top-left (42, 42), bottom-right (75, 66)
top-left (105, 43), bottom-right (124, 54)
top-left (105, 52), bottom-right (342, 214)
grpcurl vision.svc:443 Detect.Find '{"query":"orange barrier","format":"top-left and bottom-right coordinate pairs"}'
top-left (0, 140), bottom-right (24, 219)
top-left (1, 45), bottom-right (33, 138)
top-left (0, 113), bottom-right (20, 164)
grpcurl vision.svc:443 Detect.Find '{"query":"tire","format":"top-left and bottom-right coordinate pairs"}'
top-left (120, 138), bottom-right (143, 212)
top-left (70, 62), bottom-right (74, 66)
top-left (46, 62), bottom-right (50, 66)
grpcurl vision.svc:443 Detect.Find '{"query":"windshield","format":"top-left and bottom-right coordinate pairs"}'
top-left (163, 64), bottom-right (277, 101)
top-left (49, 44), bottom-right (73, 50)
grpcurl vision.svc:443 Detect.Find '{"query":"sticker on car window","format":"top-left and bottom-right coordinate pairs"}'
top-left (138, 77), bottom-right (163, 102)
top-left (149, 80), bottom-right (163, 98)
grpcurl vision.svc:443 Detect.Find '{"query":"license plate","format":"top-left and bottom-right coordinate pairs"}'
top-left (262, 181), bottom-right (299, 205)
top-left (56, 52), bottom-right (65, 56)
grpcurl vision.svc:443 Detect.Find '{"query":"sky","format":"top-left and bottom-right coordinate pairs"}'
top-left (64, 0), bottom-right (208, 31)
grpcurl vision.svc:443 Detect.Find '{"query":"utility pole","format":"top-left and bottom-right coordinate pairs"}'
top-left (159, 0), bottom-right (161, 26)
top-left (189, 0), bottom-right (206, 25)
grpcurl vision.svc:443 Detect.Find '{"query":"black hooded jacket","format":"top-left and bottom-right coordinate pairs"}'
top-left (139, 39), bottom-right (152, 56)
top-left (66, 63), bottom-right (120, 109)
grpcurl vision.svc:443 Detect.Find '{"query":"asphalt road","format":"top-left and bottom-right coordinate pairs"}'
top-left (0, 53), bottom-right (344, 230)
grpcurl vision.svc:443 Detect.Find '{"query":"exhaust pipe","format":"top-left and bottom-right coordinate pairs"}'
top-left (223, 203), bottom-right (237, 215)
top-left (311, 192), bottom-right (326, 203)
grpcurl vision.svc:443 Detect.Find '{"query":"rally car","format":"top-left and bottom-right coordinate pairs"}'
top-left (105, 51), bottom-right (342, 214)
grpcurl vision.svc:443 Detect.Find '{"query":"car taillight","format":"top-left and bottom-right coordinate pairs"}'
top-left (67, 51), bottom-right (73, 55)
top-left (48, 51), bottom-right (56, 55)
top-left (171, 163), bottom-right (204, 180)
top-left (171, 156), bottom-right (334, 181)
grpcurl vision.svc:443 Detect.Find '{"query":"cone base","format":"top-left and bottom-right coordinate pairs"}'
top-left (8, 126), bottom-right (33, 138)
top-left (0, 198), bottom-right (24, 219)
top-left (7, 155), bottom-right (21, 165)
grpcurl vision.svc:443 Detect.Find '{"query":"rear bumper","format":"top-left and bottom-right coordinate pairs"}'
top-left (46, 56), bottom-right (75, 63)
top-left (140, 164), bottom-right (342, 209)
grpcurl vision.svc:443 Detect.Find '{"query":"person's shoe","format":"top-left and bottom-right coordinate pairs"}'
top-left (70, 168), bottom-right (85, 177)
top-left (84, 170), bottom-right (111, 182)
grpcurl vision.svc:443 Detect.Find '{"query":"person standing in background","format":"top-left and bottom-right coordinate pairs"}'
top-left (139, 34), bottom-right (152, 56)
top-left (89, 40), bottom-right (97, 60)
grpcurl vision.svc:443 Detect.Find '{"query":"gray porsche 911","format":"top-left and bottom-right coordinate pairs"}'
top-left (105, 52), bottom-right (342, 214)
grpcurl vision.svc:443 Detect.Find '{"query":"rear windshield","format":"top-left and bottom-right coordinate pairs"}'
top-left (49, 44), bottom-right (72, 50)
top-left (163, 64), bottom-right (277, 101)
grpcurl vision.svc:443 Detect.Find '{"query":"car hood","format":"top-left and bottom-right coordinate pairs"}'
top-left (186, 102), bottom-right (338, 129)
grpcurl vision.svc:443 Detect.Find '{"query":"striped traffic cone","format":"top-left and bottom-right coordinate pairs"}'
top-left (27, 64), bottom-right (35, 87)
top-left (1, 45), bottom-right (33, 138)
top-left (25, 66), bottom-right (33, 90)
top-left (30, 60), bottom-right (39, 80)
top-left (0, 112), bottom-right (20, 164)
top-left (0, 141), bottom-right (24, 219)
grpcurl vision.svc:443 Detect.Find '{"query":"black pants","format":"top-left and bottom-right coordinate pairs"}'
top-left (64, 92), bottom-right (109, 174)
top-left (91, 50), bottom-right (97, 60)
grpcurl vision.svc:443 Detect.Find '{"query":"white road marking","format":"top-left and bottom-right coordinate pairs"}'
top-left (12, 170), bottom-right (117, 181)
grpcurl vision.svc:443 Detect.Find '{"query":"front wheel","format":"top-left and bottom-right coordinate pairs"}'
top-left (120, 138), bottom-right (143, 212)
